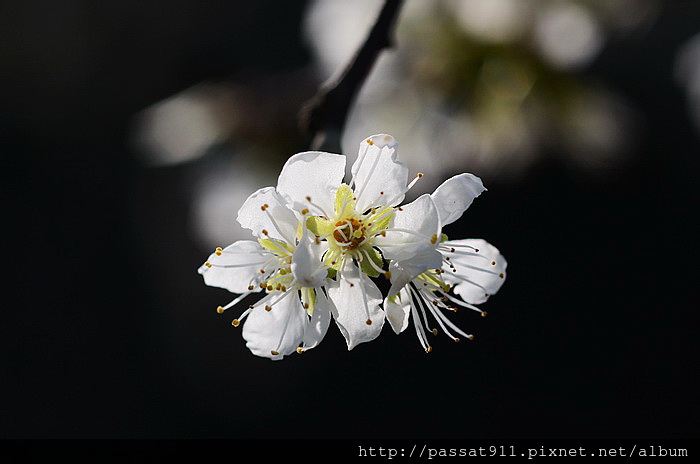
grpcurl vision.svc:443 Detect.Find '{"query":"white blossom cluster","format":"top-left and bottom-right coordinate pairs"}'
top-left (198, 134), bottom-right (507, 360)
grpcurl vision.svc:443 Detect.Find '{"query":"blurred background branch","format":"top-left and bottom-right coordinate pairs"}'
top-left (300, 0), bottom-right (404, 153)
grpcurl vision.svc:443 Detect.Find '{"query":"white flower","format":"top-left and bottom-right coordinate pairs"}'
top-left (198, 187), bottom-right (332, 360)
top-left (275, 134), bottom-right (429, 349)
top-left (382, 174), bottom-right (508, 352)
top-left (198, 133), bottom-right (508, 358)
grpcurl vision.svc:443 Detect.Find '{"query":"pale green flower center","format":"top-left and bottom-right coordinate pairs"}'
top-left (306, 183), bottom-right (395, 277)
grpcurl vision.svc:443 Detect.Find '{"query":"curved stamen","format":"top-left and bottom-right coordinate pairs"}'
top-left (443, 242), bottom-right (480, 252)
top-left (407, 287), bottom-right (431, 352)
top-left (305, 196), bottom-right (331, 219)
top-left (442, 272), bottom-right (491, 295)
top-left (373, 227), bottom-right (433, 242)
top-left (361, 248), bottom-right (386, 275)
top-left (435, 289), bottom-right (485, 315)
top-left (408, 284), bottom-right (436, 335)
top-left (270, 290), bottom-right (297, 355)
top-left (384, 172), bottom-right (423, 206)
top-left (354, 145), bottom-right (383, 207)
top-left (418, 288), bottom-right (461, 341)
top-left (231, 307), bottom-right (253, 327)
top-left (430, 303), bottom-right (474, 340)
top-left (261, 204), bottom-right (295, 245)
top-left (217, 290), bottom-right (254, 313)
top-left (209, 260), bottom-right (268, 269)
top-left (349, 140), bottom-right (372, 190)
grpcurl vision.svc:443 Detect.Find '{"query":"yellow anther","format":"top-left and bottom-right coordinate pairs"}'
top-left (262, 229), bottom-right (269, 236)
top-left (248, 285), bottom-right (255, 291)
top-left (296, 347), bottom-right (304, 354)
top-left (300, 208), bottom-right (309, 215)
top-left (367, 139), bottom-right (374, 145)
top-left (491, 261), bottom-right (496, 265)
top-left (270, 350), bottom-right (280, 356)
top-left (417, 172), bottom-right (424, 178)
top-left (216, 306), bottom-right (224, 314)
top-left (499, 273), bottom-right (504, 279)
top-left (265, 305), bottom-right (272, 312)
top-left (467, 334), bottom-right (475, 340)
top-left (232, 319), bottom-right (240, 327)
top-left (454, 337), bottom-right (461, 343)
top-left (481, 311), bottom-right (488, 317)
top-left (432, 328), bottom-right (438, 336)
top-left (430, 234), bottom-right (438, 244)
top-left (303, 303), bottom-right (309, 309)
top-left (215, 247), bottom-right (222, 256)
top-left (365, 319), bottom-right (372, 325)
top-left (305, 196), bottom-right (311, 202)
top-left (384, 271), bottom-right (392, 280)
top-left (426, 346), bottom-right (433, 353)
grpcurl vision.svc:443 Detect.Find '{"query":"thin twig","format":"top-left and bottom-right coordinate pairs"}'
top-left (300, 0), bottom-right (404, 153)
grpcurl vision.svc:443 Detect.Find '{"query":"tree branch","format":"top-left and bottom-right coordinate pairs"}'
top-left (299, 0), bottom-right (404, 153)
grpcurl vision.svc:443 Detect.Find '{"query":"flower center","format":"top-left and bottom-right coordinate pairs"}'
top-left (332, 218), bottom-right (365, 250)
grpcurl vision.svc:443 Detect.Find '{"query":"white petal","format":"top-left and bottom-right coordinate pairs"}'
top-left (291, 231), bottom-right (329, 289)
top-left (242, 291), bottom-right (306, 360)
top-left (374, 194), bottom-right (441, 262)
top-left (430, 173), bottom-right (486, 226)
top-left (351, 134), bottom-right (409, 212)
top-left (197, 240), bottom-right (268, 293)
top-left (327, 261), bottom-right (384, 350)
top-left (276, 151), bottom-right (346, 217)
top-left (383, 287), bottom-right (411, 335)
top-left (236, 186), bottom-right (298, 243)
top-left (302, 289), bottom-right (332, 351)
top-left (441, 238), bottom-right (507, 304)
top-left (386, 247), bottom-right (443, 296)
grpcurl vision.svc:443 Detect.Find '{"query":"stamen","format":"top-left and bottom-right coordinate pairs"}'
top-left (436, 290), bottom-right (485, 315)
top-left (442, 273), bottom-right (490, 296)
top-left (354, 145), bottom-right (383, 206)
top-left (232, 307), bottom-right (253, 327)
top-left (384, 172), bottom-right (424, 206)
top-left (443, 242), bottom-right (480, 252)
top-left (349, 141), bottom-right (372, 190)
top-left (361, 248), bottom-right (385, 275)
top-left (272, 290), bottom-right (298, 354)
top-left (218, 291), bottom-right (253, 312)
top-left (305, 196), bottom-right (331, 218)
top-left (408, 284), bottom-right (437, 340)
top-left (418, 287), bottom-right (461, 341)
top-left (374, 227), bottom-right (433, 242)
top-left (261, 205), bottom-right (295, 245)
top-left (209, 260), bottom-right (268, 269)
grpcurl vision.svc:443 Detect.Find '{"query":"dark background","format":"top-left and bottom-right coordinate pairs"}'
top-left (2, 0), bottom-right (698, 438)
